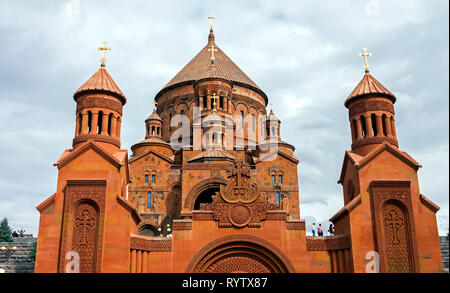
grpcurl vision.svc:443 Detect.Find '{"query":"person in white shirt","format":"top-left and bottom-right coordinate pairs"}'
top-left (312, 223), bottom-right (316, 236)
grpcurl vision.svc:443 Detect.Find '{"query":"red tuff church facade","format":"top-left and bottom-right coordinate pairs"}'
top-left (34, 27), bottom-right (443, 273)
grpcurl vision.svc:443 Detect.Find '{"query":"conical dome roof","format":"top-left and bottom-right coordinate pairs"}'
top-left (146, 109), bottom-right (162, 121)
top-left (74, 64), bottom-right (126, 104)
top-left (156, 29), bottom-right (267, 102)
top-left (345, 71), bottom-right (395, 107)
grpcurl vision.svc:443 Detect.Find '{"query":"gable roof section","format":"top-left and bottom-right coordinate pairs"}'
top-left (54, 139), bottom-right (124, 169)
top-left (338, 142), bottom-right (422, 184)
top-left (129, 148), bottom-right (174, 164)
top-left (255, 149), bottom-right (299, 165)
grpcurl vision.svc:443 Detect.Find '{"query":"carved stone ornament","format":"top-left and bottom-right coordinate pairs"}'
top-left (220, 159), bottom-right (259, 204)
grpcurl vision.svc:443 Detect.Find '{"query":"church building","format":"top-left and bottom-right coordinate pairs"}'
top-left (34, 21), bottom-right (443, 273)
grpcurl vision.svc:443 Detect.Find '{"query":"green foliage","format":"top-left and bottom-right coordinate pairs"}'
top-left (0, 217), bottom-right (13, 242)
top-left (26, 240), bottom-right (37, 263)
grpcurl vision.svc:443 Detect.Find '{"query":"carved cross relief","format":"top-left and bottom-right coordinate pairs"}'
top-left (75, 209), bottom-right (96, 245)
top-left (384, 209), bottom-right (404, 245)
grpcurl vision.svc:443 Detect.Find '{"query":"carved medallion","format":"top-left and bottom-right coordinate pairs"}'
top-left (228, 204), bottom-right (252, 227)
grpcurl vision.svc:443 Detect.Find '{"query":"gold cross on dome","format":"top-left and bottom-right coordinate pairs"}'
top-left (207, 13), bottom-right (216, 29)
top-left (359, 48), bottom-right (372, 72)
top-left (208, 45), bottom-right (218, 62)
top-left (98, 42), bottom-right (111, 66)
top-left (153, 100), bottom-right (157, 110)
top-left (269, 102), bottom-right (273, 112)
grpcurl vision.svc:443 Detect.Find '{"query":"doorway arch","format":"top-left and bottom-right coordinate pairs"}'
top-left (184, 177), bottom-right (227, 210)
top-left (185, 234), bottom-right (295, 273)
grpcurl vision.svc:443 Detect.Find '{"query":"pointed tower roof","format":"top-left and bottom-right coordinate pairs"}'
top-left (156, 28), bottom-right (267, 102)
top-left (345, 71), bottom-right (396, 107)
top-left (146, 108), bottom-right (162, 122)
top-left (74, 64), bottom-right (126, 104)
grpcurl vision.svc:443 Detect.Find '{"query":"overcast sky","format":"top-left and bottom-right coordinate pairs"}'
top-left (0, 0), bottom-right (448, 236)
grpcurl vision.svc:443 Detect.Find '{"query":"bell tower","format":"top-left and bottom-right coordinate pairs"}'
top-left (345, 48), bottom-right (398, 156)
top-left (72, 42), bottom-right (126, 153)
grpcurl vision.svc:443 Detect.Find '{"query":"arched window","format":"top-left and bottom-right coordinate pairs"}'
top-left (278, 174), bottom-right (283, 184)
top-left (145, 175), bottom-right (149, 183)
top-left (203, 96), bottom-right (207, 109)
top-left (382, 114), bottom-right (387, 136)
top-left (152, 174), bottom-right (156, 184)
top-left (240, 111), bottom-right (244, 128)
top-left (97, 111), bottom-right (103, 134)
top-left (219, 96), bottom-right (224, 109)
top-left (252, 114), bottom-right (255, 132)
top-left (157, 127), bottom-right (160, 136)
top-left (360, 115), bottom-right (367, 138)
top-left (276, 192), bottom-right (280, 206)
top-left (108, 113), bottom-right (113, 135)
top-left (78, 113), bottom-right (82, 135)
top-left (212, 132), bottom-right (217, 143)
top-left (352, 119), bottom-right (357, 140)
top-left (152, 126), bottom-right (155, 135)
top-left (371, 114), bottom-right (378, 136)
top-left (87, 111), bottom-right (92, 133)
top-left (272, 175), bottom-right (276, 185)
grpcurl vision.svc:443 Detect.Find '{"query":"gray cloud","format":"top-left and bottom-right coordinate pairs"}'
top-left (0, 0), bottom-right (448, 236)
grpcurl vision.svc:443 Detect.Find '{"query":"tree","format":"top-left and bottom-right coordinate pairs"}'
top-left (0, 217), bottom-right (13, 242)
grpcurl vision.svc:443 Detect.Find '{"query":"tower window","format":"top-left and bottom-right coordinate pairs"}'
top-left (276, 192), bottom-right (280, 206)
top-left (371, 114), bottom-right (377, 136)
top-left (87, 111), bottom-right (92, 133)
top-left (279, 175), bottom-right (283, 184)
top-left (152, 174), bottom-right (156, 183)
top-left (360, 115), bottom-right (367, 138)
top-left (219, 96), bottom-right (224, 109)
top-left (97, 111), bottom-right (103, 134)
top-left (152, 126), bottom-right (155, 135)
top-left (240, 111), bottom-right (244, 128)
top-left (252, 114), bottom-right (255, 131)
top-left (382, 114), bottom-right (387, 136)
top-left (147, 192), bottom-right (152, 209)
top-left (145, 175), bottom-right (149, 183)
top-left (272, 175), bottom-right (276, 185)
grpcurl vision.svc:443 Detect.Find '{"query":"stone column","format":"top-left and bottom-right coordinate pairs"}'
top-left (136, 250), bottom-right (142, 273)
top-left (338, 249), bottom-right (345, 273)
top-left (110, 114), bottom-right (117, 137)
top-left (81, 112), bottom-right (88, 135)
top-left (199, 96), bottom-right (204, 110)
top-left (90, 111), bottom-right (98, 134)
top-left (142, 251), bottom-right (148, 273)
top-left (376, 115), bottom-right (384, 136)
top-left (75, 114), bottom-right (81, 136)
top-left (391, 117), bottom-right (397, 139)
top-left (130, 249), bottom-right (136, 273)
top-left (223, 96), bottom-right (228, 111)
top-left (355, 118), bottom-right (363, 140)
top-left (228, 99), bottom-right (232, 113)
top-left (365, 115), bottom-right (374, 137)
top-left (101, 113), bottom-right (109, 135)
top-left (384, 115), bottom-right (393, 137)
top-left (332, 250), bottom-right (339, 273)
top-left (350, 120), bottom-right (356, 142)
top-left (207, 95), bottom-right (211, 110)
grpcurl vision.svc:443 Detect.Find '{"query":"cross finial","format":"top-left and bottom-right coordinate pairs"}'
top-left (359, 48), bottom-right (372, 72)
top-left (208, 45), bottom-right (218, 63)
top-left (153, 100), bottom-right (157, 111)
top-left (269, 102), bottom-right (273, 112)
top-left (98, 42), bottom-right (111, 66)
top-left (207, 13), bottom-right (216, 30)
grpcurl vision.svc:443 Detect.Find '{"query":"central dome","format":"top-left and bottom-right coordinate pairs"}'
top-left (155, 29), bottom-right (267, 102)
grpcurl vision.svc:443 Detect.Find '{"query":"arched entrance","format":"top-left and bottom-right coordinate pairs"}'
top-left (138, 224), bottom-right (158, 236)
top-left (185, 235), bottom-right (295, 273)
top-left (194, 187), bottom-right (219, 210)
top-left (184, 177), bottom-right (227, 210)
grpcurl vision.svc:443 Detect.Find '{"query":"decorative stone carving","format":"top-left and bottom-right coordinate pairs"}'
top-left (220, 159), bottom-right (259, 204)
top-left (370, 181), bottom-right (419, 273)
